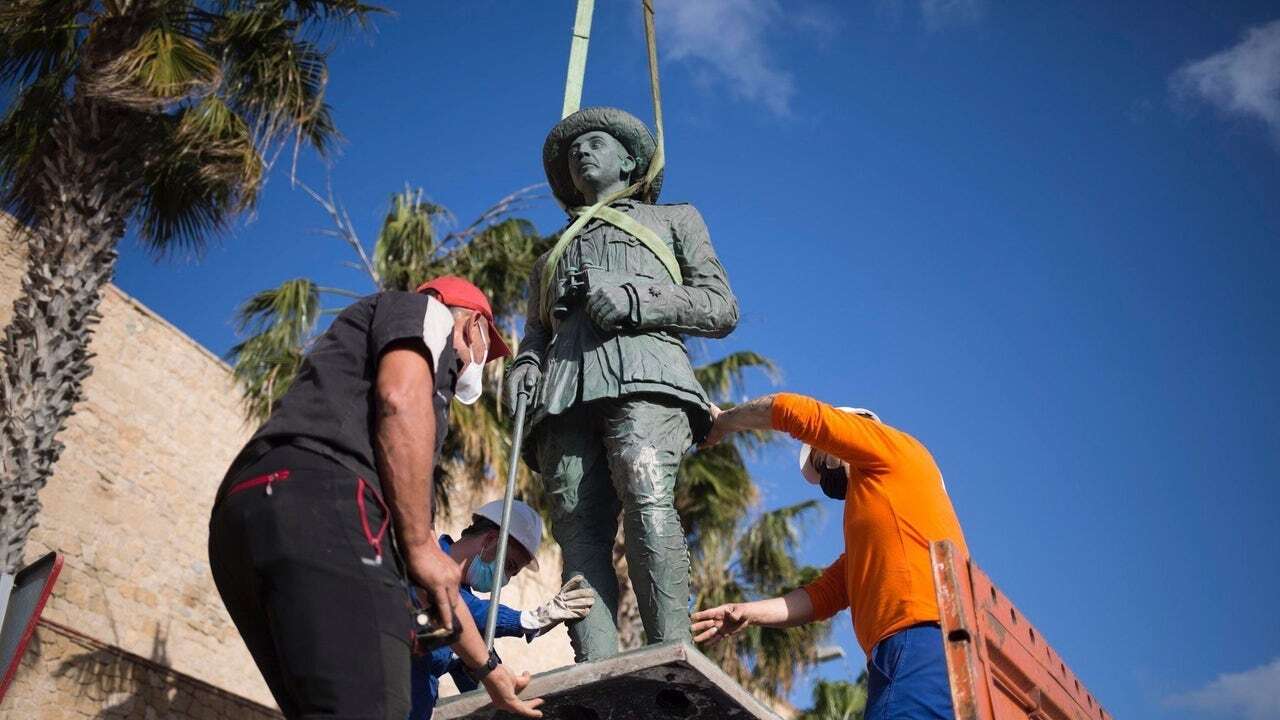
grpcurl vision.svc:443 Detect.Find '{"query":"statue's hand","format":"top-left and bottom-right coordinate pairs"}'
top-left (504, 361), bottom-right (540, 416)
top-left (586, 284), bottom-right (634, 331)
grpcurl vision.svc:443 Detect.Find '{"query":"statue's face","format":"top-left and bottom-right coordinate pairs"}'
top-left (567, 130), bottom-right (636, 194)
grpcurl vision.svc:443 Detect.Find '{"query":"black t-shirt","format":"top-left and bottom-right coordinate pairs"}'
top-left (219, 291), bottom-right (459, 498)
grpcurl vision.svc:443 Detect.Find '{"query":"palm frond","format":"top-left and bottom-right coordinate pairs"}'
top-left (444, 218), bottom-right (548, 318)
top-left (134, 111), bottom-right (246, 254)
top-left (227, 277), bottom-right (320, 422)
top-left (173, 94), bottom-right (264, 196)
top-left (737, 500), bottom-right (821, 595)
top-left (221, 0), bottom-right (383, 31)
top-left (690, 531), bottom-right (757, 685)
top-left (753, 619), bottom-right (832, 701)
top-left (373, 186), bottom-right (446, 290)
top-left (233, 277), bottom-right (321, 341)
top-left (0, 61), bottom-right (75, 223)
top-left (0, 0), bottom-right (86, 86)
top-left (695, 350), bottom-right (780, 404)
top-left (798, 675), bottom-right (868, 720)
top-left (84, 25), bottom-right (220, 108)
top-left (676, 442), bottom-right (757, 541)
top-left (210, 9), bottom-right (338, 156)
top-left (228, 331), bottom-right (305, 423)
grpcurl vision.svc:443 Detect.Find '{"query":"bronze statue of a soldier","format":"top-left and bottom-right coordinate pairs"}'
top-left (505, 107), bottom-right (739, 661)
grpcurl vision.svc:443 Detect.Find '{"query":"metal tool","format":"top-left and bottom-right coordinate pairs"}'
top-left (483, 377), bottom-right (535, 650)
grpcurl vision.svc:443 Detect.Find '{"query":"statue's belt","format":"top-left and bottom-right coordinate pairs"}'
top-left (540, 204), bottom-right (683, 325)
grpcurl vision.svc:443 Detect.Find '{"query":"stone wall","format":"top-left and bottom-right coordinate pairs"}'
top-left (0, 215), bottom-right (574, 716)
top-left (7, 622), bottom-right (282, 720)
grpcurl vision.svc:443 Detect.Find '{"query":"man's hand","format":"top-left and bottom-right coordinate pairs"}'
top-left (586, 284), bottom-right (633, 331)
top-left (691, 603), bottom-right (751, 644)
top-left (480, 665), bottom-right (544, 718)
top-left (702, 404), bottom-right (728, 447)
top-left (405, 541), bottom-right (461, 634)
top-left (524, 575), bottom-right (595, 631)
top-left (504, 361), bottom-right (541, 416)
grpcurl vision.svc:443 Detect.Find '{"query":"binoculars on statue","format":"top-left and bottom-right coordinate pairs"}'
top-left (552, 265), bottom-right (603, 320)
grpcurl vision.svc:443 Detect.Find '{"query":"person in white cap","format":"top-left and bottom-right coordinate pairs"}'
top-left (409, 499), bottom-right (593, 719)
top-left (692, 393), bottom-right (968, 720)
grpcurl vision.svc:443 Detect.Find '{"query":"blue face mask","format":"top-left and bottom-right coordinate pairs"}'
top-left (465, 551), bottom-right (509, 593)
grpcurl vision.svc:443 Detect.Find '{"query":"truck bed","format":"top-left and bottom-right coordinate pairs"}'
top-left (931, 540), bottom-right (1112, 720)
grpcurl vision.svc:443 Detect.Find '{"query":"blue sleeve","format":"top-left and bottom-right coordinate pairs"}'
top-left (459, 587), bottom-right (530, 639)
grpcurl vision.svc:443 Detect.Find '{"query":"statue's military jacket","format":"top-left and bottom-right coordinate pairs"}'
top-left (515, 198), bottom-right (738, 438)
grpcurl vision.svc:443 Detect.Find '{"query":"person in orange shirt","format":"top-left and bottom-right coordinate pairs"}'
top-left (692, 393), bottom-right (967, 720)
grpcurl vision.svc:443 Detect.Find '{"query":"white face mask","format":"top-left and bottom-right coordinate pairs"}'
top-left (454, 321), bottom-right (488, 406)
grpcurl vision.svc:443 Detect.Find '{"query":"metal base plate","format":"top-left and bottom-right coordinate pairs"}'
top-left (433, 641), bottom-right (780, 720)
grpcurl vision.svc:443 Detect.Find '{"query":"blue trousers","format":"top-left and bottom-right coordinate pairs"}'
top-left (865, 624), bottom-right (955, 720)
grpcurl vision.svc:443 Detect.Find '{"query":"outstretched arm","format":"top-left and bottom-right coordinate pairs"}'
top-left (693, 551), bottom-right (849, 645)
top-left (701, 395), bottom-right (776, 446)
top-left (691, 589), bottom-right (816, 644)
top-left (704, 393), bottom-right (901, 470)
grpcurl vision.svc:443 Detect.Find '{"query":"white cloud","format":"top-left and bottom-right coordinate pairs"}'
top-left (655, 0), bottom-right (797, 116)
top-left (919, 0), bottom-right (985, 31)
top-left (876, 0), bottom-right (986, 31)
top-left (1165, 657), bottom-right (1280, 720)
top-left (1171, 19), bottom-right (1280, 146)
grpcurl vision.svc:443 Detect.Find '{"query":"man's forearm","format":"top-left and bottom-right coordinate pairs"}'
top-left (449, 595), bottom-right (493, 667)
top-left (745, 588), bottom-right (815, 629)
top-left (721, 394), bottom-right (777, 434)
top-left (375, 388), bottom-right (437, 550)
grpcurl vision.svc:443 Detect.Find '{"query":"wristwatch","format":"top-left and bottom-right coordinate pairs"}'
top-left (467, 649), bottom-right (502, 683)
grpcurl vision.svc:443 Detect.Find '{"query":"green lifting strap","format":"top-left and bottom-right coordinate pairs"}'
top-left (541, 0), bottom-right (669, 325)
top-left (561, 0), bottom-right (595, 119)
top-left (538, 204), bottom-right (682, 326)
top-left (587, 205), bottom-right (682, 284)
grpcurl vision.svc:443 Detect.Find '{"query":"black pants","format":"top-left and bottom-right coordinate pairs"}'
top-left (208, 446), bottom-right (413, 719)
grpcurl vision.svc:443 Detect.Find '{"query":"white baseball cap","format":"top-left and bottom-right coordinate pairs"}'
top-left (474, 499), bottom-right (542, 571)
top-left (798, 407), bottom-right (881, 485)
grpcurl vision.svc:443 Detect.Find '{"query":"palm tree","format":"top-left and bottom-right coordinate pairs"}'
top-left (798, 673), bottom-right (868, 720)
top-left (228, 183), bottom-right (547, 514)
top-left (0, 0), bottom-right (378, 571)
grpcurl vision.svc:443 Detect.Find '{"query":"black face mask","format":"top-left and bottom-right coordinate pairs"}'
top-left (818, 464), bottom-right (848, 501)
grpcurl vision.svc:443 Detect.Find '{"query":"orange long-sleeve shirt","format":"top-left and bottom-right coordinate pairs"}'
top-left (772, 393), bottom-right (969, 655)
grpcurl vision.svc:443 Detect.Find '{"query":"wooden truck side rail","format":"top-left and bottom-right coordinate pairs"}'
top-left (931, 540), bottom-right (1112, 720)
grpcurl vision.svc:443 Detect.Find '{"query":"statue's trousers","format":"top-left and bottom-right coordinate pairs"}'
top-left (533, 396), bottom-right (694, 662)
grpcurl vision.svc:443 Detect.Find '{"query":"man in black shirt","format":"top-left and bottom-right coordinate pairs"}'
top-left (208, 276), bottom-right (544, 719)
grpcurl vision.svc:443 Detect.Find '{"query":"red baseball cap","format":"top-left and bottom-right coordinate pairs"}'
top-left (415, 276), bottom-right (511, 362)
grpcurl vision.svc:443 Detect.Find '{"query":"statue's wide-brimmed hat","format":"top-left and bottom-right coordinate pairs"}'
top-left (543, 106), bottom-right (663, 207)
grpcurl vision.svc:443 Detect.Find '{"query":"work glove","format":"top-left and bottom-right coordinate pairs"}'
top-left (520, 575), bottom-right (595, 633)
top-left (504, 360), bottom-right (540, 417)
top-left (586, 283), bottom-right (639, 332)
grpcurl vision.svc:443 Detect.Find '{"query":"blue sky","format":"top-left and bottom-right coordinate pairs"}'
top-left (103, 2), bottom-right (1280, 718)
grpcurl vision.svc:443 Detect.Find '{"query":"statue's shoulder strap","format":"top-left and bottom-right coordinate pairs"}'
top-left (587, 205), bottom-right (683, 284)
top-left (537, 203), bottom-right (685, 326)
